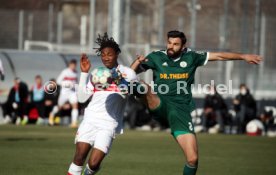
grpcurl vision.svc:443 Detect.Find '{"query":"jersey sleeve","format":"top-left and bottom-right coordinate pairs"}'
top-left (77, 72), bottom-right (94, 103)
top-left (140, 53), bottom-right (156, 71)
top-left (193, 51), bottom-right (209, 67)
top-left (56, 70), bottom-right (65, 85)
top-left (118, 65), bottom-right (138, 82)
top-left (0, 59), bottom-right (4, 74)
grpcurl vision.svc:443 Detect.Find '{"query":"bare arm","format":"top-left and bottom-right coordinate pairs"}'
top-left (130, 55), bottom-right (148, 73)
top-left (208, 52), bottom-right (262, 64)
top-left (77, 54), bottom-right (93, 103)
top-left (130, 59), bottom-right (141, 72)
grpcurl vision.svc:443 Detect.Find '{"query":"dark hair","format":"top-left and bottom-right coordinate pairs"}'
top-left (95, 33), bottom-right (121, 56)
top-left (14, 77), bottom-right (20, 81)
top-left (239, 84), bottom-right (247, 89)
top-left (35, 75), bottom-right (42, 79)
top-left (69, 59), bottom-right (77, 65)
top-left (167, 30), bottom-right (187, 45)
top-left (49, 78), bottom-right (56, 82)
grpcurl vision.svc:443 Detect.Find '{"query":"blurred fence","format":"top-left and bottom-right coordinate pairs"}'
top-left (0, 0), bottom-right (275, 99)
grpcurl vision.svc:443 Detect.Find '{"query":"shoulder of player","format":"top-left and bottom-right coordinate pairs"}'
top-left (64, 68), bottom-right (78, 74)
top-left (188, 49), bottom-right (208, 55)
top-left (117, 64), bottom-right (134, 74)
top-left (147, 50), bottom-right (166, 56)
top-left (182, 49), bottom-right (208, 60)
top-left (117, 65), bottom-right (137, 80)
top-left (60, 68), bottom-right (70, 75)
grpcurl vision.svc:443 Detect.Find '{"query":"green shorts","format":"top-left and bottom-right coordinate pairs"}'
top-left (149, 96), bottom-right (195, 138)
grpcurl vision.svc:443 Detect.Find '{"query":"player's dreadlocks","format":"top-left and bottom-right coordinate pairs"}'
top-left (95, 33), bottom-right (121, 56)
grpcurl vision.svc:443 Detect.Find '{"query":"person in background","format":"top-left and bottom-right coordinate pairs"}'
top-left (44, 79), bottom-right (60, 124)
top-left (260, 109), bottom-right (275, 135)
top-left (49, 59), bottom-right (79, 128)
top-left (1, 77), bottom-right (29, 125)
top-left (233, 84), bottom-right (257, 134)
top-left (201, 86), bottom-right (228, 133)
top-left (29, 75), bottom-right (45, 124)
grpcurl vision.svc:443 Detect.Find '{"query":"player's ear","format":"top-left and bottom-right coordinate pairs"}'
top-left (181, 44), bottom-right (186, 51)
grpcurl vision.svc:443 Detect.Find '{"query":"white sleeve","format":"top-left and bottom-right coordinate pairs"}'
top-left (204, 52), bottom-right (210, 65)
top-left (78, 72), bottom-right (94, 103)
top-left (120, 66), bottom-right (138, 82)
top-left (0, 59), bottom-right (4, 74)
top-left (56, 70), bottom-right (65, 85)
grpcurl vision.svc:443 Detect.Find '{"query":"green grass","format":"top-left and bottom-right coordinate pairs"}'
top-left (0, 125), bottom-right (276, 175)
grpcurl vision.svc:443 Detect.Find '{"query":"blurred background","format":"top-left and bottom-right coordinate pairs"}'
top-left (0, 0), bottom-right (275, 134)
top-left (0, 0), bottom-right (275, 97)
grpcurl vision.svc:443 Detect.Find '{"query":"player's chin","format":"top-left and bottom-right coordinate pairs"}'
top-left (167, 53), bottom-right (177, 58)
top-left (167, 50), bottom-right (174, 55)
top-left (103, 63), bottom-right (113, 68)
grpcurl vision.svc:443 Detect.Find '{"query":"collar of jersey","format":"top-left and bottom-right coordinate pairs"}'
top-left (159, 48), bottom-right (191, 61)
top-left (158, 48), bottom-right (191, 67)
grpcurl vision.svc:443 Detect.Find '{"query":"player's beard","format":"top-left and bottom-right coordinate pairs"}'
top-left (167, 48), bottom-right (182, 59)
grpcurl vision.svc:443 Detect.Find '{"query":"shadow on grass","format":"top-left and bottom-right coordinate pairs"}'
top-left (2, 138), bottom-right (48, 142)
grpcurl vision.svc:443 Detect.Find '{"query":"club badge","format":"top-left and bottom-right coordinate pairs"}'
top-left (180, 61), bottom-right (187, 68)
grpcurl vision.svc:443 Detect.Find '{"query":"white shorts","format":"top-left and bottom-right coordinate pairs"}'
top-left (58, 91), bottom-right (77, 106)
top-left (75, 121), bottom-right (115, 154)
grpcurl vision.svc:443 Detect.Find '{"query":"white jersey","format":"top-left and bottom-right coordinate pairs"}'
top-left (78, 65), bottom-right (137, 134)
top-left (0, 59), bottom-right (4, 74)
top-left (57, 68), bottom-right (78, 93)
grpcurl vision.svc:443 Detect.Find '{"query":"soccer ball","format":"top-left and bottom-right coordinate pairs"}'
top-left (90, 66), bottom-right (112, 89)
top-left (246, 119), bottom-right (265, 136)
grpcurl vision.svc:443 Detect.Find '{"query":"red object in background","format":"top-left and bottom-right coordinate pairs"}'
top-left (247, 129), bottom-right (262, 136)
top-left (28, 107), bottom-right (39, 120)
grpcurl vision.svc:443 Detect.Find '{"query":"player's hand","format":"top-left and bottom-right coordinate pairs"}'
top-left (233, 99), bottom-right (240, 105)
top-left (243, 54), bottom-right (263, 64)
top-left (12, 102), bottom-right (18, 109)
top-left (80, 53), bottom-right (91, 73)
top-left (45, 100), bottom-right (53, 106)
top-left (136, 55), bottom-right (148, 63)
top-left (204, 108), bottom-right (213, 114)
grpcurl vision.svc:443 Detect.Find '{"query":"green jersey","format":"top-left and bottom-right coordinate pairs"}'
top-left (141, 49), bottom-right (208, 111)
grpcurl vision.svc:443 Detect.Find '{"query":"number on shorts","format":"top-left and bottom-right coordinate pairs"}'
top-left (188, 122), bottom-right (193, 131)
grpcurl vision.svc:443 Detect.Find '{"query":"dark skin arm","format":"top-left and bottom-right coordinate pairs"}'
top-left (80, 53), bottom-right (91, 73)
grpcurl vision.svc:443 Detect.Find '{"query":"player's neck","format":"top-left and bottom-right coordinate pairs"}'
top-left (107, 62), bottom-right (118, 69)
top-left (113, 62), bottom-right (119, 68)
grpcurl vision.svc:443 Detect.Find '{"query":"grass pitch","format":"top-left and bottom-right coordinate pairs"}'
top-left (0, 125), bottom-right (275, 175)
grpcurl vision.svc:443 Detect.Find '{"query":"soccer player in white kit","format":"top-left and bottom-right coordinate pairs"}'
top-left (67, 33), bottom-right (137, 175)
top-left (0, 58), bottom-right (4, 81)
top-left (49, 59), bottom-right (79, 128)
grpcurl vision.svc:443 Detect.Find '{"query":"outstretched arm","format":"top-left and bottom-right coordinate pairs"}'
top-left (208, 52), bottom-right (262, 64)
top-left (130, 55), bottom-right (148, 73)
top-left (78, 54), bottom-right (93, 103)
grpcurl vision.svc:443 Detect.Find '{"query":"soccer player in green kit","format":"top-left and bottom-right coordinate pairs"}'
top-left (130, 30), bottom-right (262, 175)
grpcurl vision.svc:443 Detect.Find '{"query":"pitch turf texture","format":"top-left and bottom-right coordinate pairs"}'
top-left (0, 125), bottom-right (275, 175)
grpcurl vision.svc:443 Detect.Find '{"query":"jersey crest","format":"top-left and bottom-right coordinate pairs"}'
top-left (180, 61), bottom-right (187, 68)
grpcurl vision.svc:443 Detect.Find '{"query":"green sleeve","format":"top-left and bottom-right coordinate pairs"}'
top-left (140, 53), bottom-right (156, 70)
top-left (193, 51), bottom-right (208, 67)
